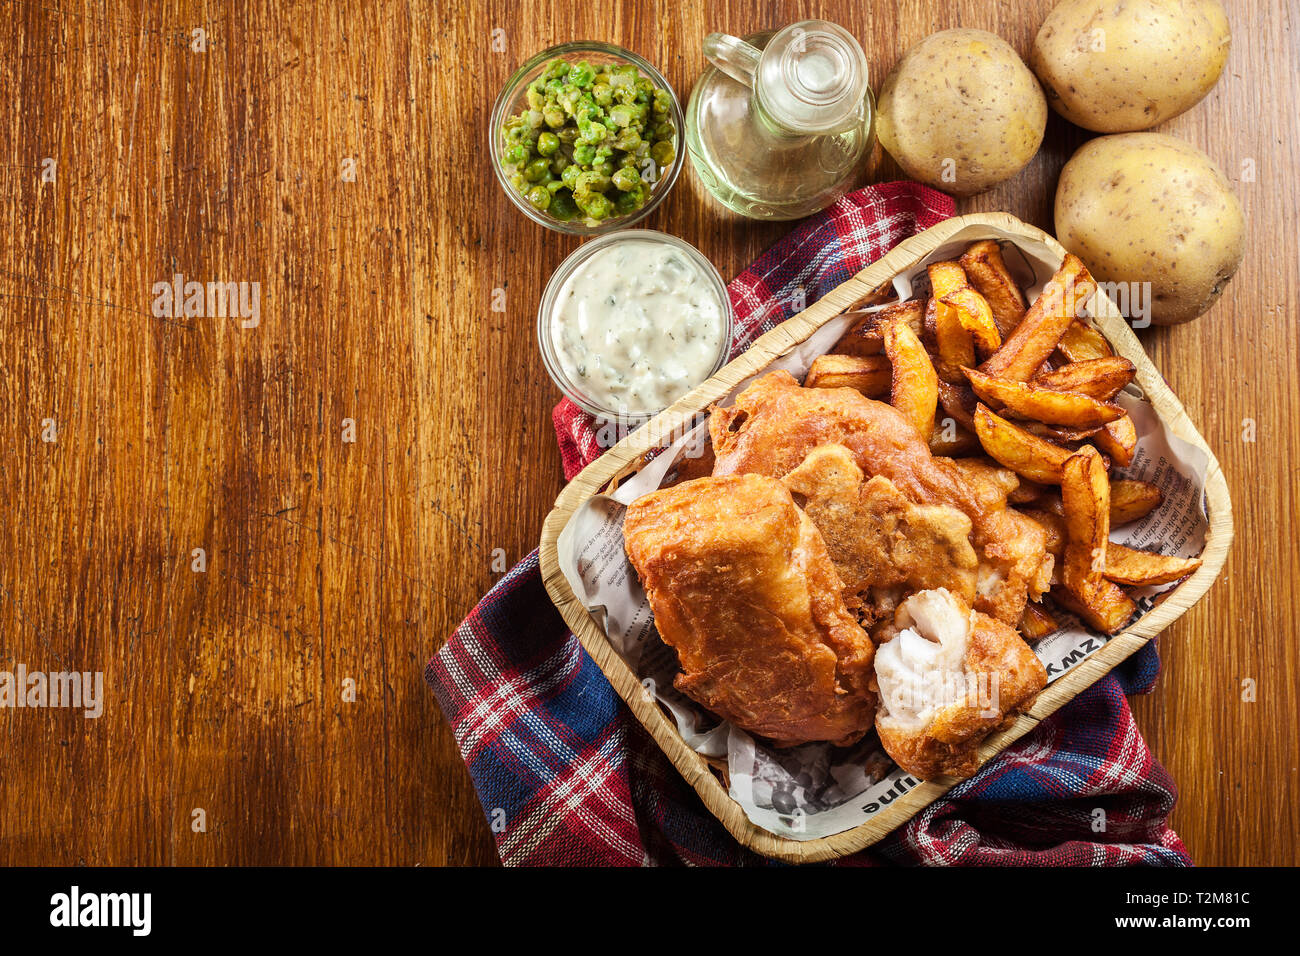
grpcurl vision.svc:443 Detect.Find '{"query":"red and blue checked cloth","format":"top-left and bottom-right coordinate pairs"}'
top-left (427, 183), bottom-right (1191, 866)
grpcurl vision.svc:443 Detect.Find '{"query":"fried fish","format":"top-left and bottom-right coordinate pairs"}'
top-left (623, 473), bottom-right (877, 747)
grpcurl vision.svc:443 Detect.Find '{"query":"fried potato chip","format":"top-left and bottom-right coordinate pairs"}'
top-left (973, 404), bottom-right (1073, 484)
top-left (1034, 357), bottom-right (1136, 401)
top-left (1017, 602), bottom-right (1059, 642)
top-left (936, 379), bottom-right (978, 433)
top-left (1060, 446), bottom-right (1136, 634)
top-left (960, 239), bottom-right (1027, 337)
top-left (883, 315), bottom-right (939, 441)
top-left (805, 353), bottom-right (891, 397)
top-left (1092, 413), bottom-right (1137, 467)
top-left (1109, 479), bottom-right (1163, 525)
top-left (929, 426), bottom-right (981, 457)
top-left (1020, 420), bottom-right (1104, 443)
top-left (1104, 543), bottom-right (1203, 587)
top-left (944, 287), bottom-right (1002, 358)
top-left (981, 254), bottom-right (1097, 381)
top-left (1052, 578), bottom-right (1136, 634)
top-left (1054, 319), bottom-right (1113, 363)
top-left (833, 300), bottom-right (924, 357)
top-left (964, 367), bottom-right (1125, 428)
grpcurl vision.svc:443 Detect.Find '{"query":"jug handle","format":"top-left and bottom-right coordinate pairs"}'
top-left (703, 33), bottom-right (760, 88)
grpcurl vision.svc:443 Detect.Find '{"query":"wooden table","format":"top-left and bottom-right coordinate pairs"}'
top-left (1, 0), bottom-right (1294, 866)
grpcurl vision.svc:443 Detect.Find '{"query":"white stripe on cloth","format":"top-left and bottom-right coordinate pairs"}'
top-left (445, 630), bottom-right (584, 756)
top-left (498, 722), bottom-right (642, 865)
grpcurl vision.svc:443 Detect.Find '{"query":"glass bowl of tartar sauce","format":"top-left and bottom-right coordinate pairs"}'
top-left (538, 230), bottom-right (734, 422)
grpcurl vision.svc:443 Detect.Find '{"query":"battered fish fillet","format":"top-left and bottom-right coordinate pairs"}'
top-left (781, 443), bottom-right (978, 625)
top-left (710, 371), bottom-right (1052, 625)
top-left (872, 588), bottom-right (1047, 780)
top-left (623, 473), bottom-right (876, 747)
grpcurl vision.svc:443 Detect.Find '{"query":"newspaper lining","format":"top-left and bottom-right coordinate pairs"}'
top-left (556, 224), bottom-right (1211, 841)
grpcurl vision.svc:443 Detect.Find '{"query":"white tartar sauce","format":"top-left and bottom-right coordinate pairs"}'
top-left (551, 240), bottom-right (727, 414)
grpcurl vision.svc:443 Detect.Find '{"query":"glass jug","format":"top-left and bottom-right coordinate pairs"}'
top-left (685, 20), bottom-right (876, 221)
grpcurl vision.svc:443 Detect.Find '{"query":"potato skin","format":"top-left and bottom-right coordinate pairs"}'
top-left (1030, 0), bottom-right (1231, 133)
top-left (876, 29), bottom-right (1046, 197)
top-left (1054, 133), bottom-right (1245, 325)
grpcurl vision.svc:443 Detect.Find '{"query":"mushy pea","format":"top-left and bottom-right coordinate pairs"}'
top-left (500, 58), bottom-right (676, 225)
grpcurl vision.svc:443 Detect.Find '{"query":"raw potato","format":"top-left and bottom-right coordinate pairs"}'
top-left (876, 29), bottom-right (1046, 197)
top-left (1055, 133), bottom-right (1245, 324)
top-left (1030, 0), bottom-right (1231, 133)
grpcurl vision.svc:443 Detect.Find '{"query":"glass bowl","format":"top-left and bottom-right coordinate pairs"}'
top-left (490, 42), bottom-right (686, 236)
top-left (538, 230), bottom-right (734, 422)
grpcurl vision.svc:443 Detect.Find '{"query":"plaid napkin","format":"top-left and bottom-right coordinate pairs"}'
top-left (428, 183), bottom-right (1191, 866)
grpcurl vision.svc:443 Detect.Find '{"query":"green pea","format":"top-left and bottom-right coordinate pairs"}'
top-left (543, 108), bottom-right (565, 129)
top-left (580, 193), bottom-right (612, 220)
top-left (578, 120), bottom-right (607, 145)
top-left (550, 190), bottom-right (579, 221)
top-left (560, 164), bottom-right (582, 189)
top-left (568, 61), bottom-right (595, 88)
top-left (526, 186), bottom-right (551, 211)
top-left (592, 161), bottom-right (614, 178)
top-left (613, 187), bottom-right (644, 215)
top-left (502, 143), bottom-right (528, 165)
top-left (526, 87), bottom-right (545, 110)
top-left (653, 90), bottom-right (672, 116)
top-left (650, 140), bottom-right (675, 168)
top-left (593, 83), bottom-right (613, 107)
top-left (613, 128), bottom-right (642, 151)
top-left (572, 143), bottom-right (595, 165)
top-left (611, 167), bottom-right (640, 191)
top-left (544, 58), bottom-right (568, 80)
top-left (550, 153), bottom-right (570, 175)
top-left (575, 170), bottom-right (610, 194)
top-left (524, 157), bottom-right (551, 182)
top-left (537, 132), bottom-right (559, 157)
top-left (557, 126), bottom-right (580, 144)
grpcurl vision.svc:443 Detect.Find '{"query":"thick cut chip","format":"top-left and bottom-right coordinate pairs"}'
top-left (883, 316), bottom-right (939, 440)
top-left (1104, 543), bottom-right (1203, 586)
top-left (1034, 357), bottom-right (1135, 401)
top-left (1110, 479), bottom-right (1162, 525)
top-left (944, 288), bottom-right (1002, 358)
top-left (981, 254), bottom-right (1097, 381)
top-left (832, 300), bottom-right (924, 357)
top-left (973, 404), bottom-right (1073, 484)
top-left (1018, 602), bottom-right (1059, 642)
top-left (960, 239), bottom-right (1028, 337)
top-left (1092, 414), bottom-right (1137, 467)
top-left (928, 262), bottom-right (976, 381)
top-left (805, 353), bottom-right (891, 397)
top-left (1060, 446), bottom-right (1136, 634)
top-left (964, 367), bottom-right (1124, 428)
top-left (1052, 577), bottom-right (1136, 634)
top-left (1054, 320), bottom-right (1113, 363)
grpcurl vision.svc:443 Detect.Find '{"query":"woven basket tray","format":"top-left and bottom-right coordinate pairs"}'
top-left (538, 211), bottom-right (1233, 863)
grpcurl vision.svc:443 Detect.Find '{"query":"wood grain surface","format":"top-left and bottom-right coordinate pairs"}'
top-left (0, 0), bottom-right (1295, 866)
